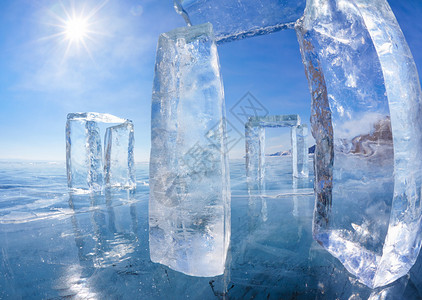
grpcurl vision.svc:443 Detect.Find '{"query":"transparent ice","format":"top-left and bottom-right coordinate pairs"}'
top-left (104, 122), bottom-right (135, 189)
top-left (245, 115), bottom-right (309, 189)
top-left (173, 0), bottom-right (422, 289)
top-left (296, 0), bottom-right (422, 288)
top-left (174, 0), bottom-right (306, 43)
top-left (291, 124), bottom-right (309, 179)
top-left (66, 112), bottom-right (135, 191)
top-left (4, 161), bottom-right (422, 298)
top-left (149, 23), bottom-right (230, 277)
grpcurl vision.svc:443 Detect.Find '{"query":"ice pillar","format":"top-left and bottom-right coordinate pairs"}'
top-left (296, 0), bottom-right (422, 288)
top-left (245, 122), bottom-right (265, 188)
top-left (104, 122), bottom-right (135, 189)
top-left (291, 124), bottom-right (309, 178)
top-left (66, 116), bottom-right (103, 191)
top-left (149, 23), bottom-right (231, 277)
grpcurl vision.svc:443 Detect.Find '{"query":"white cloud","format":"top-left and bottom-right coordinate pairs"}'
top-left (334, 112), bottom-right (386, 139)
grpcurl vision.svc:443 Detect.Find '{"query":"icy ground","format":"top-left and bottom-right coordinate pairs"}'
top-left (0, 158), bottom-right (422, 299)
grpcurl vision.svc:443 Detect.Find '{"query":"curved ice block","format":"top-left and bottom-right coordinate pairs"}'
top-left (174, 0), bottom-right (306, 43)
top-left (149, 23), bottom-right (231, 277)
top-left (296, 0), bottom-right (422, 288)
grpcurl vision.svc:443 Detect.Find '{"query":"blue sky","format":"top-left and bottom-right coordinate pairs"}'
top-left (0, 0), bottom-right (421, 162)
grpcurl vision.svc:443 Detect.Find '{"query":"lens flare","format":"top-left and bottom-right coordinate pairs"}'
top-left (41, 1), bottom-right (108, 60)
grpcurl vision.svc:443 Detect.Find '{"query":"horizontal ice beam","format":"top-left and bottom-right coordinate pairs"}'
top-left (247, 114), bottom-right (301, 128)
top-left (67, 112), bottom-right (127, 124)
top-left (174, 0), bottom-right (306, 43)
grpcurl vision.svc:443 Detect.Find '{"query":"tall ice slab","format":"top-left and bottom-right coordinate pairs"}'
top-left (149, 23), bottom-right (231, 277)
top-left (291, 124), bottom-right (309, 178)
top-left (104, 122), bottom-right (135, 189)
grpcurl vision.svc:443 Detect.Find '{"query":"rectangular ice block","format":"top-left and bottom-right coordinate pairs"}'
top-left (175, 0), bottom-right (306, 43)
top-left (291, 124), bottom-right (309, 178)
top-left (104, 122), bottom-right (135, 189)
top-left (149, 23), bottom-right (230, 277)
top-left (245, 123), bottom-right (265, 188)
top-left (248, 115), bottom-right (301, 128)
top-left (66, 112), bottom-right (135, 191)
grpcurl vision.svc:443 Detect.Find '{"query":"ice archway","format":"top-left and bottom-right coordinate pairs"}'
top-left (149, 0), bottom-right (422, 288)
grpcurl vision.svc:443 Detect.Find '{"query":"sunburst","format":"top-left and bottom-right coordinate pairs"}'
top-left (64, 16), bottom-right (89, 43)
top-left (42, 1), bottom-right (107, 60)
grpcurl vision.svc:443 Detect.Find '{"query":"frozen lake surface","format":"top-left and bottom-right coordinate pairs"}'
top-left (1, 157), bottom-right (422, 299)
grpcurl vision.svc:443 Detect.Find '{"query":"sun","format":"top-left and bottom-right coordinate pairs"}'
top-left (64, 17), bottom-right (89, 43)
top-left (59, 11), bottom-right (94, 58)
top-left (42, 1), bottom-right (107, 60)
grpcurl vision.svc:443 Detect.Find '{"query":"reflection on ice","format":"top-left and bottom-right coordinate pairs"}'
top-left (68, 190), bottom-right (139, 269)
top-left (54, 265), bottom-right (99, 299)
top-left (2, 162), bottom-right (422, 298)
top-left (368, 275), bottom-right (409, 300)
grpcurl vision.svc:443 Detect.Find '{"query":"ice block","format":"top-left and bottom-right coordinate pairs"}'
top-left (296, 0), bottom-right (422, 288)
top-left (174, 0), bottom-right (306, 43)
top-left (104, 122), bottom-right (135, 189)
top-left (149, 23), bottom-right (231, 277)
top-left (66, 112), bottom-right (135, 191)
top-left (245, 115), bottom-right (308, 188)
top-left (291, 124), bottom-right (309, 178)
